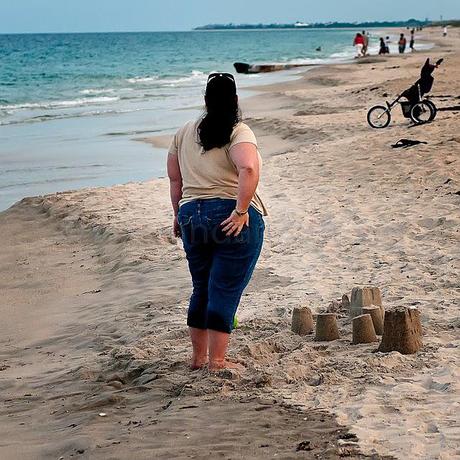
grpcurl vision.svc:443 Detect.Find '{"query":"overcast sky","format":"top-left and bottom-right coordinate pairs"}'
top-left (1, 0), bottom-right (458, 33)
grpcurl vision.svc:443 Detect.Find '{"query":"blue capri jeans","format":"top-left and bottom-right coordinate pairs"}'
top-left (178, 198), bottom-right (265, 333)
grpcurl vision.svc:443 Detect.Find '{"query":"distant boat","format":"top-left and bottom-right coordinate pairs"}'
top-left (294, 22), bottom-right (310, 28)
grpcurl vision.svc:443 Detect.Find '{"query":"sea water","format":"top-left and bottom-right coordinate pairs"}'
top-left (0, 29), bottom-right (390, 210)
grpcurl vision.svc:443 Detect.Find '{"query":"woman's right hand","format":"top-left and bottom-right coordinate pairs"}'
top-left (221, 210), bottom-right (249, 237)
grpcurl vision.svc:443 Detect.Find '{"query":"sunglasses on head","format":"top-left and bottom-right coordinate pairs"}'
top-left (207, 72), bottom-right (235, 84)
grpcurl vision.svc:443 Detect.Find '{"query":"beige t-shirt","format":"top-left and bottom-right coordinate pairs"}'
top-left (168, 119), bottom-right (267, 215)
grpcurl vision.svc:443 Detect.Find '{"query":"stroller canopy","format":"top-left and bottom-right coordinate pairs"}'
top-left (401, 58), bottom-right (437, 104)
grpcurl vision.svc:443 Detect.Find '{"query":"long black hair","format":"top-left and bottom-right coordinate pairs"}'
top-left (198, 73), bottom-right (241, 151)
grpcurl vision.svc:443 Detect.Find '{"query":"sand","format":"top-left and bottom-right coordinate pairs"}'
top-left (1, 27), bottom-right (459, 459)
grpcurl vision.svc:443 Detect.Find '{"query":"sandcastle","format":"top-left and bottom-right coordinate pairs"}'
top-left (291, 306), bottom-right (314, 335)
top-left (352, 314), bottom-right (378, 344)
top-left (349, 286), bottom-right (384, 318)
top-left (315, 313), bottom-right (340, 341)
top-left (290, 286), bottom-right (422, 354)
top-left (362, 306), bottom-right (384, 335)
top-left (378, 306), bottom-right (422, 354)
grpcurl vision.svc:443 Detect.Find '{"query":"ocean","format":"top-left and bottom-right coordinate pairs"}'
top-left (1, 28), bottom-right (384, 210)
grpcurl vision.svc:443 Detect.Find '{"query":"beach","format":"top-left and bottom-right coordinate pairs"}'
top-left (1, 26), bottom-right (459, 459)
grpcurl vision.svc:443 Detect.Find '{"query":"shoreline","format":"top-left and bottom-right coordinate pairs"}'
top-left (0, 28), bottom-right (435, 212)
top-left (1, 26), bottom-right (459, 459)
top-left (140, 27), bottom-right (436, 155)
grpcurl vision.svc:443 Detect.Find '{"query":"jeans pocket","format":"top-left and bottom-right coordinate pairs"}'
top-left (178, 213), bottom-right (193, 228)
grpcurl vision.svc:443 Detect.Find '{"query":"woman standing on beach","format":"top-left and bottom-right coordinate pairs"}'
top-left (167, 73), bottom-right (266, 371)
top-left (410, 29), bottom-right (415, 52)
top-left (353, 33), bottom-right (365, 58)
top-left (398, 33), bottom-right (407, 54)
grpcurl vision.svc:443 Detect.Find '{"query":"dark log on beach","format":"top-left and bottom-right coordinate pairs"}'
top-left (291, 306), bottom-right (314, 335)
top-left (315, 313), bottom-right (339, 341)
top-left (233, 62), bottom-right (314, 74)
top-left (352, 314), bottom-right (378, 344)
top-left (378, 307), bottom-right (422, 354)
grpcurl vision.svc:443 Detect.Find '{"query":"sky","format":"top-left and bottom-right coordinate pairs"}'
top-left (1, 0), bottom-right (459, 33)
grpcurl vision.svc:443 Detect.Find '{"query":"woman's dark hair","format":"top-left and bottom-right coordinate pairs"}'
top-left (198, 73), bottom-right (241, 151)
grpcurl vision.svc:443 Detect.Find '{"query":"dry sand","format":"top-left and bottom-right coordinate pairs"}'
top-left (1, 27), bottom-right (459, 459)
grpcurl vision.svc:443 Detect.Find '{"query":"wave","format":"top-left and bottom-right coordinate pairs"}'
top-left (288, 57), bottom-right (339, 65)
top-left (1, 96), bottom-right (120, 111)
top-left (1, 164), bottom-right (108, 175)
top-left (0, 174), bottom-right (103, 191)
top-left (104, 128), bottom-right (164, 136)
top-left (127, 70), bottom-right (206, 87)
top-left (79, 88), bottom-right (116, 95)
top-left (160, 70), bottom-right (207, 87)
top-left (0, 107), bottom-right (144, 126)
top-left (126, 76), bottom-right (159, 84)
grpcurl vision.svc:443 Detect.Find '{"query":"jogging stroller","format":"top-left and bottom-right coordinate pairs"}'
top-left (367, 58), bottom-right (443, 128)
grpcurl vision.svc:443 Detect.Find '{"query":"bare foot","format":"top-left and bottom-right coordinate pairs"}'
top-left (209, 360), bottom-right (245, 373)
top-left (190, 356), bottom-right (208, 370)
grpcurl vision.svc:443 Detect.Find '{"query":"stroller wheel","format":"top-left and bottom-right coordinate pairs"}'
top-left (367, 105), bottom-right (391, 128)
top-left (410, 101), bottom-right (435, 125)
top-left (424, 100), bottom-right (437, 121)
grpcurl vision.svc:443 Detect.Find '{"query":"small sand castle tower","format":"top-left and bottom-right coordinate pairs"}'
top-left (378, 307), bottom-right (422, 354)
top-left (349, 286), bottom-right (384, 318)
top-left (291, 306), bottom-right (314, 335)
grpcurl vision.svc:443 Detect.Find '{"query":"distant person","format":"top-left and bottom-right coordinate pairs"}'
top-left (353, 33), bottom-right (365, 58)
top-left (379, 37), bottom-right (387, 55)
top-left (167, 72), bottom-right (266, 372)
top-left (443, 26), bottom-right (448, 37)
top-left (316, 46), bottom-right (322, 52)
top-left (398, 33), bottom-right (407, 54)
top-left (410, 29), bottom-right (415, 52)
top-left (385, 36), bottom-right (391, 54)
top-left (362, 30), bottom-right (369, 55)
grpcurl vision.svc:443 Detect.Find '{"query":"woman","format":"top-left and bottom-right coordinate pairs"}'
top-left (379, 37), bottom-right (387, 55)
top-left (353, 33), bottom-right (364, 58)
top-left (167, 72), bottom-right (267, 371)
top-left (385, 36), bottom-right (391, 54)
top-left (409, 29), bottom-right (415, 52)
top-left (398, 33), bottom-right (407, 54)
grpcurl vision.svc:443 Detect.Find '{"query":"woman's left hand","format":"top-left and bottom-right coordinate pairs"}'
top-left (221, 210), bottom-right (249, 237)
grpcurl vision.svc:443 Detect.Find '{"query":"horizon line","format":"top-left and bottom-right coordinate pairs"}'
top-left (1, 17), bottom-right (457, 35)
top-left (0, 25), bottom-right (451, 36)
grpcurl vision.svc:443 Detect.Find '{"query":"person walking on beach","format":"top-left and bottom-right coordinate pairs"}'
top-left (398, 33), bottom-right (407, 54)
top-left (443, 26), bottom-right (448, 37)
top-left (167, 72), bottom-right (266, 371)
top-left (385, 36), bottom-right (391, 53)
top-left (379, 37), bottom-right (387, 55)
top-left (410, 29), bottom-right (415, 52)
top-left (362, 30), bottom-right (369, 56)
top-left (353, 33), bottom-right (364, 58)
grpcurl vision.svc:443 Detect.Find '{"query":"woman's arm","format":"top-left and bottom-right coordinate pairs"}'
top-left (167, 152), bottom-right (183, 236)
top-left (221, 142), bottom-right (260, 236)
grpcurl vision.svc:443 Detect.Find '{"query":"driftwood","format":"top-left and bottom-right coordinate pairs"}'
top-left (315, 313), bottom-right (339, 341)
top-left (378, 307), bottom-right (422, 354)
top-left (291, 307), bottom-right (314, 335)
top-left (362, 306), bottom-right (384, 335)
top-left (352, 314), bottom-right (378, 344)
top-left (350, 287), bottom-right (382, 317)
